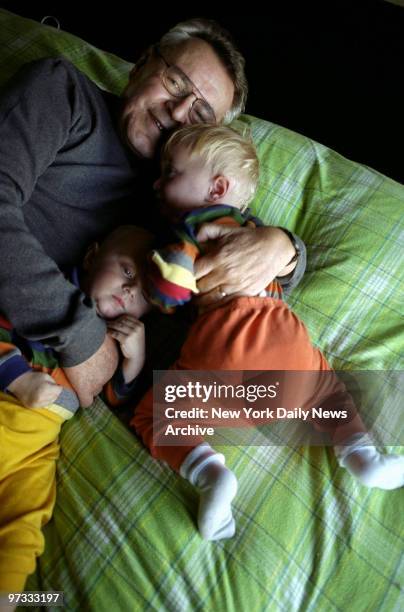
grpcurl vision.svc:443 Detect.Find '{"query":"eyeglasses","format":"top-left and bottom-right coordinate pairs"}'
top-left (154, 45), bottom-right (216, 125)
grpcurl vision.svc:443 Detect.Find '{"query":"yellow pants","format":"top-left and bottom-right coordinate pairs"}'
top-left (0, 392), bottom-right (68, 592)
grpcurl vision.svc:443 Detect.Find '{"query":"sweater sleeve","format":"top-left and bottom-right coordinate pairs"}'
top-left (277, 231), bottom-right (307, 290)
top-left (0, 58), bottom-right (106, 366)
top-left (242, 209), bottom-right (307, 290)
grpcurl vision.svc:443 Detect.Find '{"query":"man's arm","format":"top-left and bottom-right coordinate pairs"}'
top-left (275, 230), bottom-right (306, 290)
top-left (194, 224), bottom-right (306, 304)
top-left (0, 59), bottom-right (106, 371)
top-left (64, 334), bottom-right (119, 407)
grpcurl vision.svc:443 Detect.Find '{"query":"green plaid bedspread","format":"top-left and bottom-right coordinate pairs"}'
top-left (1, 9), bottom-right (403, 612)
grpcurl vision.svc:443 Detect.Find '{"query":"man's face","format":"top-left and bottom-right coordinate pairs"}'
top-left (154, 145), bottom-right (213, 218)
top-left (85, 231), bottom-right (150, 320)
top-left (119, 38), bottom-right (235, 159)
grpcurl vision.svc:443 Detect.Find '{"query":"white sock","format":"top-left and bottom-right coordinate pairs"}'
top-left (335, 433), bottom-right (404, 490)
top-left (180, 443), bottom-right (238, 541)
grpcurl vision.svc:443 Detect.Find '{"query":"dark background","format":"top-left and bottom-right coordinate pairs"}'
top-left (2, 0), bottom-right (403, 183)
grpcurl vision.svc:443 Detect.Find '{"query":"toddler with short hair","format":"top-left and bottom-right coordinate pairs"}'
top-left (0, 223), bottom-right (154, 593)
top-left (130, 124), bottom-right (404, 541)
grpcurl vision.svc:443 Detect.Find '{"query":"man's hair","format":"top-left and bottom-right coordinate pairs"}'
top-left (158, 18), bottom-right (248, 124)
top-left (163, 124), bottom-right (259, 209)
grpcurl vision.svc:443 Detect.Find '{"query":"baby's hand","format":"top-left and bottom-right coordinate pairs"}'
top-left (107, 315), bottom-right (146, 383)
top-left (7, 371), bottom-right (63, 408)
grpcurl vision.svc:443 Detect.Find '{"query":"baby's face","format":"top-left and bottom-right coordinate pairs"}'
top-left (154, 144), bottom-right (213, 218)
top-left (85, 231), bottom-right (150, 320)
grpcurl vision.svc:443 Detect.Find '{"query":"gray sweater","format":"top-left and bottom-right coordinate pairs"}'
top-left (0, 58), bottom-right (306, 367)
top-left (0, 58), bottom-right (140, 366)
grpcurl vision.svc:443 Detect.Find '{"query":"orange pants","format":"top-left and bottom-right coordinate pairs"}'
top-left (131, 297), bottom-right (364, 472)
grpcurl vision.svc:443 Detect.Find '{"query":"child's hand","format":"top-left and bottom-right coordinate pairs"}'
top-left (107, 315), bottom-right (146, 383)
top-left (7, 371), bottom-right (63, 408)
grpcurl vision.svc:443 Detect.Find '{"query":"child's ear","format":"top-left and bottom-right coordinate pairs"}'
top-left (83, 243), bottom-right (100, 271)
top-left (207, 175), bottom-right (229, 202)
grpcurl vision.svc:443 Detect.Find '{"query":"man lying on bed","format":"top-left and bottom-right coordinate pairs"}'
top-left (0, 17), bottom-right (305, 409)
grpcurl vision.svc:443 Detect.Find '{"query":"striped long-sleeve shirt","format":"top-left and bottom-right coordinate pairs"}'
top-left (145, 204), bottom-right (285, 313)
